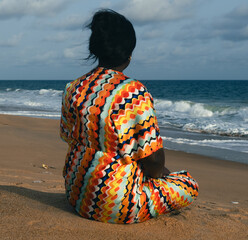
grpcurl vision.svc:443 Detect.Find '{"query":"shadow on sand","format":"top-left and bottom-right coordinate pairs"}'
top-left (0, 185), bottom-right (76, 215)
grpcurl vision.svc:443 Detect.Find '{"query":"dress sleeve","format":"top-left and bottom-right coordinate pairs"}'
top-left (60, 83), bottom-right (72, 143)
top-left (111, 80), bottom-right (163, 165)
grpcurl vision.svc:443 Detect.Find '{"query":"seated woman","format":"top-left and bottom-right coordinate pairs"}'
top-left (60, 9), bottom-right (198, 224)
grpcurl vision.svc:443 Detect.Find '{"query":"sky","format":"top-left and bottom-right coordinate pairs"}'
top-left (0, 0), bottom-right (248, 80)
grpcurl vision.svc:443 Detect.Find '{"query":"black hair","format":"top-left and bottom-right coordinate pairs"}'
top-left (86, 9), bottom-right (136, 68)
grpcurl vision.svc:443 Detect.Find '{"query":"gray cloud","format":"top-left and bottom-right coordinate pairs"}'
top-left (173, 21), bottom-right (213, 44)
top-left (63, 45), bottom-right (83, 59)
top-left (50, 15), bottom-right (87, 31)
top-left (173, 4), bottom-right (248, 43)
top-left (15, 50), bottom-right (59, 67)
top-left (213, 5), bottom-right (248, 42)
top-left (0, 0), bottom-right (78, 20)
top-left (140, 29), bottom-right (164, 40)
top-left (117, 0), bottom-right (196, 25)
top-left (226, 5), bottom-right (248, 19)
top-left (0, 33), bottom-right (23, 47)
top-left (43, 32), bottom-right (71, 42)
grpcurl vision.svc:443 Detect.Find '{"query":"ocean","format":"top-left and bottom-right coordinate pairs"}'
top-left (0, 79), bottom-right (247, 164)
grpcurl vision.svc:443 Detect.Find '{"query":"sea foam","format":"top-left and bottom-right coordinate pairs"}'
top-left (39, 89), bottom-right (63, 96)
top-left (162, 136), bottom-right (248, 153)
top-left (155, 99), bottom-right (248, 137)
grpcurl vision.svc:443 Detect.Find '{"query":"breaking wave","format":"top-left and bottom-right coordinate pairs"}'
top-left (155, 99), bottom-right (248, 137)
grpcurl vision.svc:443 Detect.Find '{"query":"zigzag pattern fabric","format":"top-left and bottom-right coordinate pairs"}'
top-left (60, 67), bottom-right (198, 223)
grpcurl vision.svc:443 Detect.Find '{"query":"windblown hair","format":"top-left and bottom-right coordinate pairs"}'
top-left (86, 9), bottom-right (136, 67)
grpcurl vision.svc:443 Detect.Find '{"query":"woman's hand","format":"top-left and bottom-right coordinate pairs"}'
top-left (139, 148), bottom-right (170, 179)
top-left (162, 166), bottom-right (170, 177)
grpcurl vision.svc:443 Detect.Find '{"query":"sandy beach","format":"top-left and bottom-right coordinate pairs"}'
top-left (0, 114), bottom-right (247, 240)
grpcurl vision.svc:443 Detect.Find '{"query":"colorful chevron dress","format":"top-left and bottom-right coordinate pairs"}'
top-left (60, 67), bottom-right (198, 223)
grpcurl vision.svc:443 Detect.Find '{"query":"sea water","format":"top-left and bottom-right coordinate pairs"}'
top-left (0, 80), bottom-right (247, 164)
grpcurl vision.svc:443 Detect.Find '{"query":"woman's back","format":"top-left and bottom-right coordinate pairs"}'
top-left (61, 67), bottom-right (198, 223)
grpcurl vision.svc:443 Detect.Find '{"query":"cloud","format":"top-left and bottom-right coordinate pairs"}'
top-left (50, 15), bottom-right (87, 31)
top-left (226, 5), bottom-right (248, 19)
top-left (43, 32), bottom-right (70, 42)
top-left (171, 46), bottom-right (190, 56)
top-left (32, 51), bottom-right (56, 62)
top-left (118, 0), bottom-right (196, 25)
top-left (173, 21), bottom-right (213, 44)
top-left (133, 41), bottom-right (169, 65)
top-left (213, 5), bottom-right (248, 42)
top-left (141, 29), bottom-right (164, 40)
top-left (0, 33), bottom-right (23, 47)
top-left (16, 50), bottom-right (58, 66)
top-left (173, 4), bottom-right (248, 43)
top-left (63, 46), bottom-right (83, 59)
top-left (0, 0), bottom-right (78, 20)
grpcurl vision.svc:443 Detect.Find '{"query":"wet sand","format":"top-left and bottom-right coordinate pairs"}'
top-left (0, 114), bottom-right (248, 240)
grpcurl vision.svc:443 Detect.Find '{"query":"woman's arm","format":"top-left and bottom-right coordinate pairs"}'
top-left (139, 148), bottom-right (170, 178)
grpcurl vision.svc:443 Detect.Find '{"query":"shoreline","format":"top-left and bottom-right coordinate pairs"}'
top-left (1, 113), bottom-right (247, 165)
top-left (0, 114), bottom-right (248, 239)
top-left (160, 127), bottom-right (248, 165)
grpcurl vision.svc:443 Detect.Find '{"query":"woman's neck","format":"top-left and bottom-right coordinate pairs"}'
top-left (98, 60), bottom-right (130, 72)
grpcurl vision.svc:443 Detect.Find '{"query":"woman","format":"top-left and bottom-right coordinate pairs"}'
top-left (60, 9), bottom-right (198, 224)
